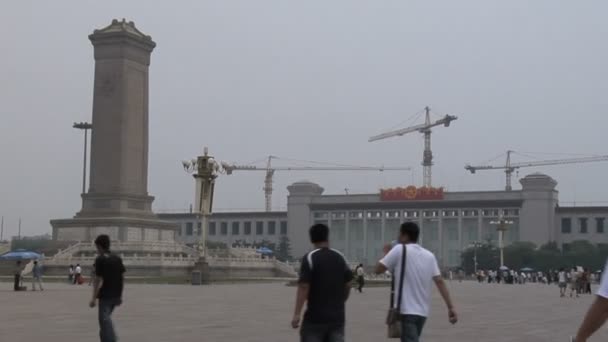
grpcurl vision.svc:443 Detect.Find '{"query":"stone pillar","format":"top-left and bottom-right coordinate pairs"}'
top-left (50, 20), bottom-right (178, 242)
top-left (80, 19), bottom-right (156, 219)
top-left (287, 182), bottom-right (324, 258)
top-left (519, 173), bottom-right (558, 246)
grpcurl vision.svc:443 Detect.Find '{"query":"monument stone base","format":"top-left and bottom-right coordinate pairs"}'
top-left (192, 259), bottom-right (211, 285)
top-left (51, 216), bottom-right (177, 243)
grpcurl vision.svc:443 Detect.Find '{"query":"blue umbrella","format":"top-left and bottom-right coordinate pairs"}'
top-left (520, 267), bottom-right (534, 272)
top-left (0, 249), bottom-right (41, 260)
top-left (256, 247), bottom-right (273, 255)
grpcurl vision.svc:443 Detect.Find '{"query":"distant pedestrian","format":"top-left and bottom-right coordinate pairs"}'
top-left (31, 260), bottom-right (44, 291)
top-left (558, 268), bottom-right (567, 298)
top-left (75, 264), bottom-right (82, 284)
top-left (13, 260), bottom-right (23, 291)
top-left (375, 222), bottom-right (457, 342)
top-left (90, 235), bottom-right (126, 342)
top-left (355, 264), bottom-right (365, 293)
top-left (69, 265), bottom-right (74, 284)
top-left (291, 224), bottom-right (353, 342)
top-left (570, 268), bottom-right (580, 298)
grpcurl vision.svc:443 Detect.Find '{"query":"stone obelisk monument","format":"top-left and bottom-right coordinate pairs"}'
top-left (52, 19), bottom-right (176, 242)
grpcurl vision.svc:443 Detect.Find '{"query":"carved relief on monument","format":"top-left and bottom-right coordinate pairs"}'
top-left (96, 71), bottom-right (119, 97)
top-left (127, 227), bottom-right (143, 241)
top-left (161, 230), bottom-right (174, 242)
top-left (144, 228), bottom-right (159, 241)
top-left (90, 226), bottom-right (119, 240)
top-left (57, 228), bottom-right (87, 241)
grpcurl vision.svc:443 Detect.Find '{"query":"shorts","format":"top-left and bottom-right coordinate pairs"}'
top-left (559, 282), bottom-right (567, 289)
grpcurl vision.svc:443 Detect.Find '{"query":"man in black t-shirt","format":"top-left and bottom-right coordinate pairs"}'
top-left (89, 234), bottom-right (126, 342)
top-left (292, 224), bottom-right (353, 342)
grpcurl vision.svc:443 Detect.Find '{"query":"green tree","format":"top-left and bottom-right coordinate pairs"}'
top-left (461, 244), bottom-right (499, 274)
top-left (276, 235), bottom-right (292, 262)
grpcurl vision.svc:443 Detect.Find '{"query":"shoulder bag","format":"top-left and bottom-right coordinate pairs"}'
top-left (386, 244), bottom-right (407, 338)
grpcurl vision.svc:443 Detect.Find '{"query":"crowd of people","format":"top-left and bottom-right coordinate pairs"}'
top-left (473, 267), bottom-right (600, 299)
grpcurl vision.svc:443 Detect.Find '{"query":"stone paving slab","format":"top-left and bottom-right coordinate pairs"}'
top-left (1, 281), bottom-right (607, 341)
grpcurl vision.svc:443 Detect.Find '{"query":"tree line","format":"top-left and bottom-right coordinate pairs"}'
top-left (460, 240), bottom-right (608, 274)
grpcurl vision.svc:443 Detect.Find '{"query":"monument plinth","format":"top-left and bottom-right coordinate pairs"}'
top-left (51, 19), bottom-right (177, 243)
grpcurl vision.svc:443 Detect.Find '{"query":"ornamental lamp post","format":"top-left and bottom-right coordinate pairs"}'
top-left (182, 147), bottom-right (220, 261)
top-left (490, 214), bottom-right (514, 268)
top-left (73, 122), bottom-right (93, 194)
top-left (468, 241), bottom-right (483, 274)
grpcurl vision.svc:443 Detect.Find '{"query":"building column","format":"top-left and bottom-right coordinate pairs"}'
top-left (477, 209), bottom-right (483, 243)
top-left (381, 212), bottom-right (386, 244)
top-left (344, 213), bottom-right (350, 259)
top-left (438, 216), bottom-right (444, 267)
top-left (457, 212), bottom-right (463, 253)
top-left (362, 212), bottom-right (368, 264)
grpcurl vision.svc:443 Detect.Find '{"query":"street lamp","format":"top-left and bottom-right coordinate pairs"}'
top-left (182, 147), bottom-right (221, 260)
top-left (468, 241), bottom-right (483, 274)
top-left (490, 213), bottom-right (514, 268)
top-left (73, 122), bottom-right (92, 194)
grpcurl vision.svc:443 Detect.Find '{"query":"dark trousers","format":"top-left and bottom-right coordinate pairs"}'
top-left (357, 276), bottom-right (364, 292)
top-left (400, 314), bottom-right (427, 342)
top-left (98, 298), bottom-right (121, 342)
top-left (13, 274), bottom-right (20, 291)
top-left (300, 322), bottom-right (344, 342)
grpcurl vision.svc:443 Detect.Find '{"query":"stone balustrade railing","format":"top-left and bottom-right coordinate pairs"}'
top-left (274, 259), bottom-right (297, 276)
top-left (46, 255), bottom-right (198, 267)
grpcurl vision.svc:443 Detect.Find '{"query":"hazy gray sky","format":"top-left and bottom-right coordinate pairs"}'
top-left (1, 1), bottom-right (607, 236)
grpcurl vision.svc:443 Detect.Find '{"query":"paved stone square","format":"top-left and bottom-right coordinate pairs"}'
top-left (1, 280), bottom-right (607, 341)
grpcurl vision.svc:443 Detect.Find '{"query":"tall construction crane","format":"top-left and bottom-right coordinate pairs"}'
top-left (465, 150), bottom-right (608, 191)
top-left (221, 156), bottom-right (411, 212)
top-left (369, 106), bottom-right (457, 188)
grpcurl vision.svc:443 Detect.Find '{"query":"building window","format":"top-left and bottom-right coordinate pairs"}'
top-left (405, 211), bottom-right (419, 218)
top-left (597, 218), bottom-right (605, 234)
top-left (209, 222), bottom-right (216, 236)
top-left (186, 222), bottom-right (193, 236)
top-left (197, 222), bottom-right (202, 236)
top-left (232, 222), bottom-right (240, 235)
top-left (177, 227), bottom-right (182, 236)
top-left (349, 211), bottom-right (363, 220)
top-left (367, 211), bottom-right (382, 219)
top-left (385, 211), bottom-right (400, 219)
top-left (504, 209), bottom-right (519, 217)
top-left (280, 221), bottom-right (287, 235)
top-left (463, 210), bottom-right (478, 217)
top-left (244, 221), bottom-right (252, 235)
top-left (561, 218), bottom-right (572, 234)
top-left (220, 222), bottom-right (228, 236)
top-left (268, 221), bottom-right (276, 235)
top-left (256, 221), bottom-right (264, 235)
top-left (331, 212), bottom-right (346, 220)
top-left (313, 212), bottom-right (329, 219)
top-left (580, 218), bottom-right (588, 234)
top-left (423, 211), bottom-right (438, 218)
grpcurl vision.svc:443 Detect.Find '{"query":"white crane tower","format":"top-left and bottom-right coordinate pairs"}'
top-left (222, 156), bottom-right (411, 212)
top-left (369, 106), bottom-right (457, 188)
top-left (465, 150), bottom-right (608, 191)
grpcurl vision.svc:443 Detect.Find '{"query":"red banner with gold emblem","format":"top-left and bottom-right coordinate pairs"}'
top-left (380, 186), bottom-right (444, 201)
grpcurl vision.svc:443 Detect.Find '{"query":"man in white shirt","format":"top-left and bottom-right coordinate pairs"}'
top-left (573, 261), bottom-right (608, 341)
top-left (75, 264), bottom-right (82, 285)
top-left (375, 222), bottom-right (457, 342)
